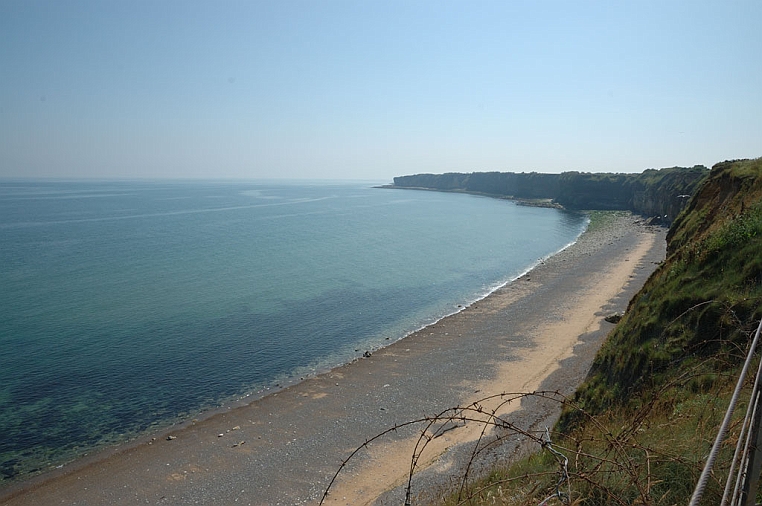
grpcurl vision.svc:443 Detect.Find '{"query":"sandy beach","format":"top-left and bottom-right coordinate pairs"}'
top-left (0, 212), bottom-right (666, 506)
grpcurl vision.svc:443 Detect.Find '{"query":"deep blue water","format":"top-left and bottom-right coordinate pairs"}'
top-left (0, 180), bottom-right (586, 481)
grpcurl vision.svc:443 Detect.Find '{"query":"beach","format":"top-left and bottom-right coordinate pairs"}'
top-left (0, 212), bottom-right (666, 506)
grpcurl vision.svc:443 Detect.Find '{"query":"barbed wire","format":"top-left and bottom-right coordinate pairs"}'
top-left (320, 308), bottom-right (758, 505)
top-left (536, 427), bottom-right (570, 506)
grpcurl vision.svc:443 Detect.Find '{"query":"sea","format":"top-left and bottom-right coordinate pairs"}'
top-left (0, 180), bottom-right (587, 483)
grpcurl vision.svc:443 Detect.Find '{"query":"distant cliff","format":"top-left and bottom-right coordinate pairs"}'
top-left (390, 166), bottom-right (709, 224)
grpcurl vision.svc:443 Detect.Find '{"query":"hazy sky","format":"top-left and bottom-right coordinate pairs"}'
top-left (1, 1), bottom-right (760, 181)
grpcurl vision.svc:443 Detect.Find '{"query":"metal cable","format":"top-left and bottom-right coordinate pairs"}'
top-left (723, 355), bottom-right (762, 506)
top-left (690, 318), bottom-right (762, 506)
top-left (731, 322), bottom-right (762, 506)
top-left (721, 387), bottom-right (754, 506)
top-left (731, 392), bottom-right (759, 506)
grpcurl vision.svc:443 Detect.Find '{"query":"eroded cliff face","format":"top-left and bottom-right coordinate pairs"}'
top-left (564, 157), bottom-right (762, 422)
top-left (554, 172), bottom-right (633, 210)
top-left (391, 166), bottom-right (709, 224)
top-left (629, 166), bottom-right (709, 222)
top-left (668, 159), bottom-right (762, 254)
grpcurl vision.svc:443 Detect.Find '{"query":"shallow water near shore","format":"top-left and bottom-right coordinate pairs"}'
top-left (0, 180), bottom-right (586, 483)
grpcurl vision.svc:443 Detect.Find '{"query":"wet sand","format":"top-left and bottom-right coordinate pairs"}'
top-left (0, 213), bottom-right (666, 506)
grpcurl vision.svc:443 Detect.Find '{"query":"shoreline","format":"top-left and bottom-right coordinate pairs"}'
top-left (0, 200), bottom-right (586, 489)
top-left (369, 213), bottom-right (663, 505)
top-left (0, 212), bottom-right (666, 506)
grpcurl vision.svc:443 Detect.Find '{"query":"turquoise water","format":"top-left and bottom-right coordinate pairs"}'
top-left (0, 180), bottom-right (587, 481)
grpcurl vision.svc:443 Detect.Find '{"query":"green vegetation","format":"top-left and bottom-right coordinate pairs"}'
top-left (443, 374), bottom-right (742, 505)
top-left (392, 166), bottom-right (709, 223)
top-left (585, 210), bottom-right (630, 233)
top-left (441, 158), bottom-right (762, 505)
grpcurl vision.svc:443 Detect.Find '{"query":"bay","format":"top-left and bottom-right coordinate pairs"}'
top-left (0, 180), bottom-right (586, 482)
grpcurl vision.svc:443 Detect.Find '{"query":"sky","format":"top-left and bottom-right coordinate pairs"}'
top-left (1, 1), bottom-right (760, 181)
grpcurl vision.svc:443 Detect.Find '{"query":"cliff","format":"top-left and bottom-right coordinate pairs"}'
top-left (391, 166), bottom-right (708, 224)
top-left (567, 157), bottom-right (762, 418)
top-left (439, 158), bottom-right (762, 504)
top-left (555, 158), bottom-right (762, 502)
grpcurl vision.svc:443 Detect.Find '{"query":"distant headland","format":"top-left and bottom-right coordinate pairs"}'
top-left (383, 166), bottom-right (709, 225)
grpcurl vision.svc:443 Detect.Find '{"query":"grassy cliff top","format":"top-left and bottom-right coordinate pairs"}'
top-left (445, 158), bottom-right (762, 505)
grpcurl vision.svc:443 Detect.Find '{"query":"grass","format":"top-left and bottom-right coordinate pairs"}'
top-left (437, 158), bottom-right (762, 505)
top-left (442, 357), bottom-right (747, 506)
top-left (584, 210), bottom-right (629, 232)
